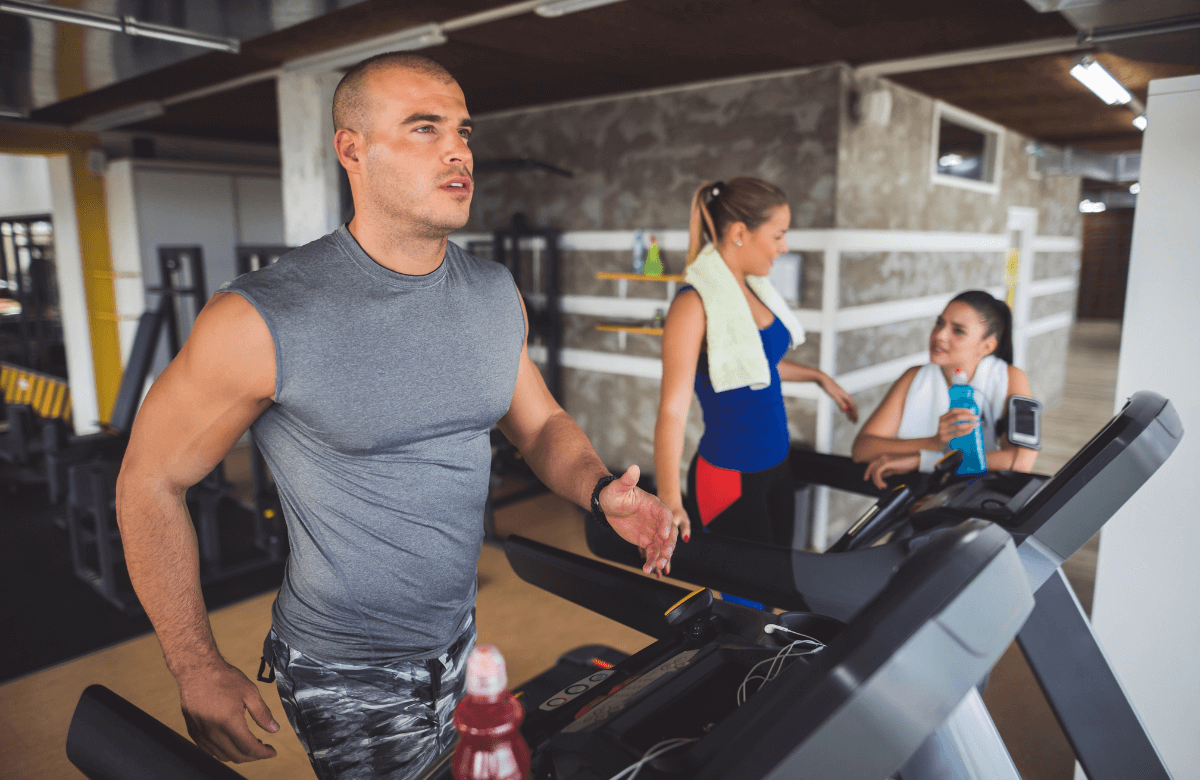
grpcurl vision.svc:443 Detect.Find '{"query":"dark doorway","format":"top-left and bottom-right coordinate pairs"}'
top-left (1077, 210), bottom-right (1134, 320)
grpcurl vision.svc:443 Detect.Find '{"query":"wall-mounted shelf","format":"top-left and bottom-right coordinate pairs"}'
top-left (597, 271), bottom-right (685, 300)
top-left (596, 323), bottom-right (664, 336)
top-left (595, 272), bottom-right (685, 282)
top-left (593, 272), bottom-right (683, 347)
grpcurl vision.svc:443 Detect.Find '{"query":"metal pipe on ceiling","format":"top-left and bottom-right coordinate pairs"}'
top-left (1079, 13), bottom-right (1200, 45)
top-left (0, 0), bottom-right (240, 53)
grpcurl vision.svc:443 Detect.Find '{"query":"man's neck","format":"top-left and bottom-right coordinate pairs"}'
top-left (347, 214), bottom-right (449, 276)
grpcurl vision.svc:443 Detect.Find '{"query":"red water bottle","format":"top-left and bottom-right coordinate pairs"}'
top-left (451, 645), bottom-right (531, 780)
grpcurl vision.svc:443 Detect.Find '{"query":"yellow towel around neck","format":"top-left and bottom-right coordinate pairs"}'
top-left (684, 243), bottom-right (805, 393)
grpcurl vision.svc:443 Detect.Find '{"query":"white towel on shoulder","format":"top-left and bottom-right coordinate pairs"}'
top-left (684, 243), bottom-right (806, 392)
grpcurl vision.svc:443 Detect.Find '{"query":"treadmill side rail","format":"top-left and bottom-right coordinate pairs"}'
top-left (759, 534), bottom-right (1034, 780)
top-left (1018, 569), bottom-right (1174, 780)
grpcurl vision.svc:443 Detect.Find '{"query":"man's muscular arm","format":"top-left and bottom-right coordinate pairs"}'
top-left (115, 292), bottom-right (280, 763)
top-left (497, 298), bottom-right (675, 575)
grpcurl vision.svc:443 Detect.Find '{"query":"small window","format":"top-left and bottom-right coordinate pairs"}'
top-left (931, 103), bottom-right (1004, 194)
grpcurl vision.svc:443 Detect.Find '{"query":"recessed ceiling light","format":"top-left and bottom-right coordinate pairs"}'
top-left (1132, 114), bottom-right (1148, 131)
top-left (1129, 182), bottom-right (1141, 195)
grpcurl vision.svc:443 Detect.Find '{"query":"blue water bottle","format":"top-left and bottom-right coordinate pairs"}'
top-left (948, 369), bottom-right (987, 476)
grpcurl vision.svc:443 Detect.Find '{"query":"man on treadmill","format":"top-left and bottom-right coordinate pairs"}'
top-left (115, 53), bottom-right (677, 780)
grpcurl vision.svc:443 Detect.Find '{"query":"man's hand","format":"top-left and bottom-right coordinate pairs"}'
top-left (600, 465), bottom-right (677, 576)
top-left (863, 452), bottom-right (920, 490)
top-left (177, 660), bottom-right (280, 764)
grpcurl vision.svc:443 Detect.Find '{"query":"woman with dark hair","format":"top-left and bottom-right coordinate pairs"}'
top-left (851, 290), bottom-right (1038, 489)
top-left (655, 178), bottom-right (858, 547)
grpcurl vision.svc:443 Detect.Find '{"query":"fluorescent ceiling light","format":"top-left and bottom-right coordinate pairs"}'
top-left (1079, 199), bottom-right (1107, 213)
top-left (1132, 114), bottom-right (1148, 131)
top-left (72, 101), bottom-right (165, 132)
top-left (1069, 56), bottom-right (1132, 105)
top-left (0, 0), bottom-right (239, 52)
top-left (536, 0), bottom-right (627, 18)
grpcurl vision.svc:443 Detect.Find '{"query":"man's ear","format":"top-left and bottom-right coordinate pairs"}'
top-left (335, 128), bottom-right (362, 173)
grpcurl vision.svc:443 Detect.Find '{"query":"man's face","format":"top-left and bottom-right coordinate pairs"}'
top-left (355, 69), bottom-right (474, 238)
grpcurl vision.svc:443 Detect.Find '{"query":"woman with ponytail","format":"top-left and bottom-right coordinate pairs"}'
top-left (851, 290), bottom-right (1038, 488)
top-left (655, 178), bottom-right (857, 547)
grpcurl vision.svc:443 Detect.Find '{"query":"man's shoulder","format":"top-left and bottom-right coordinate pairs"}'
top-left (224, 233), bottom-right (338, 296)
top-left (445, 240), bottom-right (515, 284)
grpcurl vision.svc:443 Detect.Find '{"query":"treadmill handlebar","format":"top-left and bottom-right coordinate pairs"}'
top-left (67, 685), bottom-right (246, 780)
top-left (504, 535), bottom-right (695, 639)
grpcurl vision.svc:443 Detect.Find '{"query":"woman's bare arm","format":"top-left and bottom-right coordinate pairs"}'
top-left (986, 365), bottom-right (1039, 472)
top-left (655, 291), bottom-right (706, 541)
top-left (850, 367), bottom-right (942, 462)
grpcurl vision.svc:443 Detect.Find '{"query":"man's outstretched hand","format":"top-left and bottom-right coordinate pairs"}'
top-left (599, 465), bottom-right (677, 576)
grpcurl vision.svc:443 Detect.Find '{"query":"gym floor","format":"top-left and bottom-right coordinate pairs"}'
top-left (0, 320), bottom-right (1122, 780)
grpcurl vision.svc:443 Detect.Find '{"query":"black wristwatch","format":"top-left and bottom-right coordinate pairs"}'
top-left (590, 475), bottom-right (618, 525)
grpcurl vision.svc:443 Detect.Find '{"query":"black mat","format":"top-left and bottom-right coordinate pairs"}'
top-left (1, 482), bottom-right (285, 683)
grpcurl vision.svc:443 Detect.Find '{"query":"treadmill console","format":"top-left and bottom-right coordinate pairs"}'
top-left (910, 471), bottom-right (1048, 532)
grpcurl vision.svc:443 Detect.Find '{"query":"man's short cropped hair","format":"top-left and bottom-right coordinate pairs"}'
top-left (332, 53), bottom-right (457, 133)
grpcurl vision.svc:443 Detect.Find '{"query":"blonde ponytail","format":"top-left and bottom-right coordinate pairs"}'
top-left (685, 177), bottom-right (788, 267)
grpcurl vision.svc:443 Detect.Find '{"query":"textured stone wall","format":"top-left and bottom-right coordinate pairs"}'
top-left (467, 67), bottom-right (843, 473)
top-left (1033, 251), bottom-right (1081, 281)
top-left (465, 66), bottom-right (843, 234)
top-left (1025, 328), bottom-right (1071, 410)
top-left (1030, 290), bottom-right (1078, 320)
top-left (835, 75), bottom-right (1082, 236)
top-left (839, 251), bottom-right (1006, 307)
top-left (836, 318), bottom-right (929, 375)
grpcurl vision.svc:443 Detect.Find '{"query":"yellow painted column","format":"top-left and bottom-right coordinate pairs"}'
top-left (0, 127), bottom-right (122, 424)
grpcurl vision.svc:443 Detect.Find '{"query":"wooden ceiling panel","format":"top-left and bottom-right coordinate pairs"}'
top-left (891, 51), bottom-right (1200, 150)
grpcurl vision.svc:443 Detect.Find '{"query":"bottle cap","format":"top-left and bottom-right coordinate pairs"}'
top-left (466, 645), bottom-right (508, 697)
top-left (951, 369), bottom-right (970, 385)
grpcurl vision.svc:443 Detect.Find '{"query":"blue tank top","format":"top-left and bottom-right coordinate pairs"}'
top-left (689, 291), bottom-right (792, 472)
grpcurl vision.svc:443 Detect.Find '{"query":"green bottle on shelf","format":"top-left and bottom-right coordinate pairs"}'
top-left (644, 235), bottom-right (663, 276)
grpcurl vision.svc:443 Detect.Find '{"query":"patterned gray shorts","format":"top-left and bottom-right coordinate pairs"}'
top-left (263, 615), bottom-right (476, 780)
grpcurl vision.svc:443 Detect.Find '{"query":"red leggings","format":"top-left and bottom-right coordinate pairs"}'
top-left (686, 453), bottom-right (795, 547)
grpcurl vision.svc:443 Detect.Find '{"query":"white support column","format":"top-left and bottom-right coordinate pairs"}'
top-left (46, 155), bottom-right (100, 435)
top-left (277, 71), bottom-right (343, 247)
top-left (103, 159), bottom-right (144, 366)
top-left (1006, 207), bottom-right (1038, 369)
top-left (810, 245), bottom-right (841, 550)
top-left (1085, 74), bottom-right (1200, 780)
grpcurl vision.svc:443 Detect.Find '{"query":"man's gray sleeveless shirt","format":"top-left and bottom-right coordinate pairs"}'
top-left (222, 226), bottom-right (524, 665)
